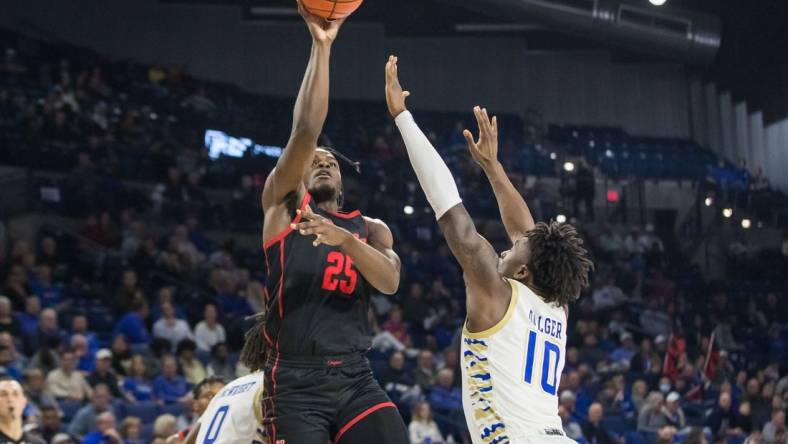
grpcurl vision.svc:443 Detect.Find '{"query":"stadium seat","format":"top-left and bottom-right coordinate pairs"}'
top-left (58, 399), bottom-right (84, 423)
top-left (601, 414), bottom-right (634, 434)
top-left (160, 402), bottom-right (185, 418)
top-left (121, 401), bottom-right (160, 423)
top-left (141, 423), bottom-right (155, 443)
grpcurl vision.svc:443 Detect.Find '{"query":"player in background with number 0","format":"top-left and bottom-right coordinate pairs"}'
top-left (256, 2), bottom-right (409, 444)
top-left (182, 328), bottom-right (264, 444)
top-left (386, 55), bottom-right (593, 444)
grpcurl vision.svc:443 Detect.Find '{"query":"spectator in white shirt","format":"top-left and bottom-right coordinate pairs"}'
top-left (639, 300), bottom-right (672, 337)
top-left (409, 401), bottom-right (444, 444)
top-left (194, 303), bottom-right (226, 354)
top-left (592, 278), bottom-right (627, 312)
top-left (152, 301), bottom-right (193, 351)
top-left (45, 350), bottom-right (93, 401)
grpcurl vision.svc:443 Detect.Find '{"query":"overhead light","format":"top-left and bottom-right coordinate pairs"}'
top-left (403, 205), bottom-right (414, 215)
top-left (704, 197), bottom-right (713, 207)
top-left (455, 23), bottom-right (545, 33)
top-left (722, 208), bottom-right (733, 218)
top-left (556, 214), bottom-right (567, 223)
top-left (741, 219), bottom-right (751, 229)
top-left (550, 152), bottom-right (557, 160)
top-left (605, 149), bottom-right (614, 158)
top-left (248, 6), bottom-right (299, 16)
top-left (563, 162), bottom-right (575, 172)
top-left (649, 0), bottom-right (667, 5)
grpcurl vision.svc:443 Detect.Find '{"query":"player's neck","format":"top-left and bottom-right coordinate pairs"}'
top-left (0, 418), bottom-right (22, 440)
top-left (315, 201), bottom-right (340, 213)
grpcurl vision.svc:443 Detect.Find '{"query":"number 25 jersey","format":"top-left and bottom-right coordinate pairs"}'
top-left (461, 279), bottom-right (568, 443)
top-left (263, 192), bottom-right (372, 356)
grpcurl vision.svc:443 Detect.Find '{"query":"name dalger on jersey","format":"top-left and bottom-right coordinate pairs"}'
top-left (528, 309), bottom-right (563, 340)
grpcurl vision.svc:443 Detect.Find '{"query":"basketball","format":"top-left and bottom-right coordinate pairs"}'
top-left (302, 0), bottom-right (364, 21)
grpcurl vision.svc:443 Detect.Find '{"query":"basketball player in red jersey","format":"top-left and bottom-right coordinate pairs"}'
top-left (257, 2), bottom-right (409, 443)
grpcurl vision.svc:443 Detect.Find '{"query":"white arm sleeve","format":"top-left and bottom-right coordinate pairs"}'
top-left (394, 111), bottom-right (462, 219)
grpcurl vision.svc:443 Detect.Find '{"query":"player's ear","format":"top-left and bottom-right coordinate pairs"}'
top-left (513, 264), bottom-right (528, 281)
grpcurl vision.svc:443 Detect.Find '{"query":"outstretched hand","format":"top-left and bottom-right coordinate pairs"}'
top-left (293, 206), bottom-right (353, 247)
top-left (297, 0), bottom-right (346, 43)
top-left (385, 55), bottom-right (410, 118)
top-left (464, 106), bottom-right (499, 169)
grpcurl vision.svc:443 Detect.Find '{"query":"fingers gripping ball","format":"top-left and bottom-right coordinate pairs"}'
top-left (302, 0), bottom-right (364, 20)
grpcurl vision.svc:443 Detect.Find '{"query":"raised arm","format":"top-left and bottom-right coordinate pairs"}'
top-left (385, 56), bottom-right (510, 328)
top-left (261, 1), bottom-right (345, 212)
top-left (464, 106), bottom-right (535, 242)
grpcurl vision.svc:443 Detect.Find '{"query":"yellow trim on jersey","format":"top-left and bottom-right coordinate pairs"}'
top-left (463, 279), bottom-right (519, 339)
top-left (251, 373), bottom-right (265, 426)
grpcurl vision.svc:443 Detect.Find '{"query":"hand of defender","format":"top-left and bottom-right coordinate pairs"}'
top-left (293, 206), bottom-right (353, 247)
top-left (297, 0), bottom-right (346, 43)
top-left (385, 55), bottom-right (410, 118)
top-left (464, 106), bottom-right (499, 168)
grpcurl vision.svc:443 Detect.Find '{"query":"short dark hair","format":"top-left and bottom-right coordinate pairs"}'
top-left (210, 342), bottom-right (227, 356)
top-left (176, 339), bottom-right (197, 355)
top-left (317, 146), bottom-right (360, 173)
top-left (149, 337), bottom-right (172, 356)
top-left (40, 404), bottom-right (59, 414)
top-left (525, 221), bottom-right (593, 306)
top-left (193, 376), bottom-right (225, 399)
top-left (59, 348), bottom-right (75, 356)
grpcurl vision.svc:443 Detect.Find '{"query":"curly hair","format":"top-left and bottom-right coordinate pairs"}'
top-left (525, 221), bottom-right (593, 306)
top-left (239, 313), bottom-right (268, 372)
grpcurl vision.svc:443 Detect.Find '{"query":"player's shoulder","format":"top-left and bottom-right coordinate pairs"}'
top-left (222, 372), bottom-right (264, 392)
top-left (510, 279), bottom-right (544, 308)
top-left (232, 371), bottom-right (264, 383)
top-left (363, 216), bottom-right (392, 239)
top-left (207, 373), bottom-right (263, 406)
top-left (362, 215), bottom-right (385, 226)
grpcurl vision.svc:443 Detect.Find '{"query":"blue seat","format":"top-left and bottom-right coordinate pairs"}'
top-left (161, 402), bottom-right (185, 418)
top-left (58, 399), bottom-right (84, 423)
top-left (625, 431), bottom-right (649, 444)
top-left (121, 401), bottom-right (160, 423)
top-left (601, 414), bottom-right (634, 434)
top-left (141, 424), bottom-right (155, 443)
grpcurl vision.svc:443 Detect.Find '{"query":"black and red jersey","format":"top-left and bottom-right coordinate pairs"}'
top-left (262, 192), bottom-right (372, 356)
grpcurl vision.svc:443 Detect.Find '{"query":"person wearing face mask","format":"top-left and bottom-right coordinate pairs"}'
top-left (658, 377), bottom-right (672, 395)
top-left (0, 377), bottom-right (45, 444)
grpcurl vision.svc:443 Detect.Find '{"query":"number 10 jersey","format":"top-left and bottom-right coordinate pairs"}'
top-left (461, 279), bottom-right (569, 444)
top-left (263, 192), bottom-right (372, 357)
